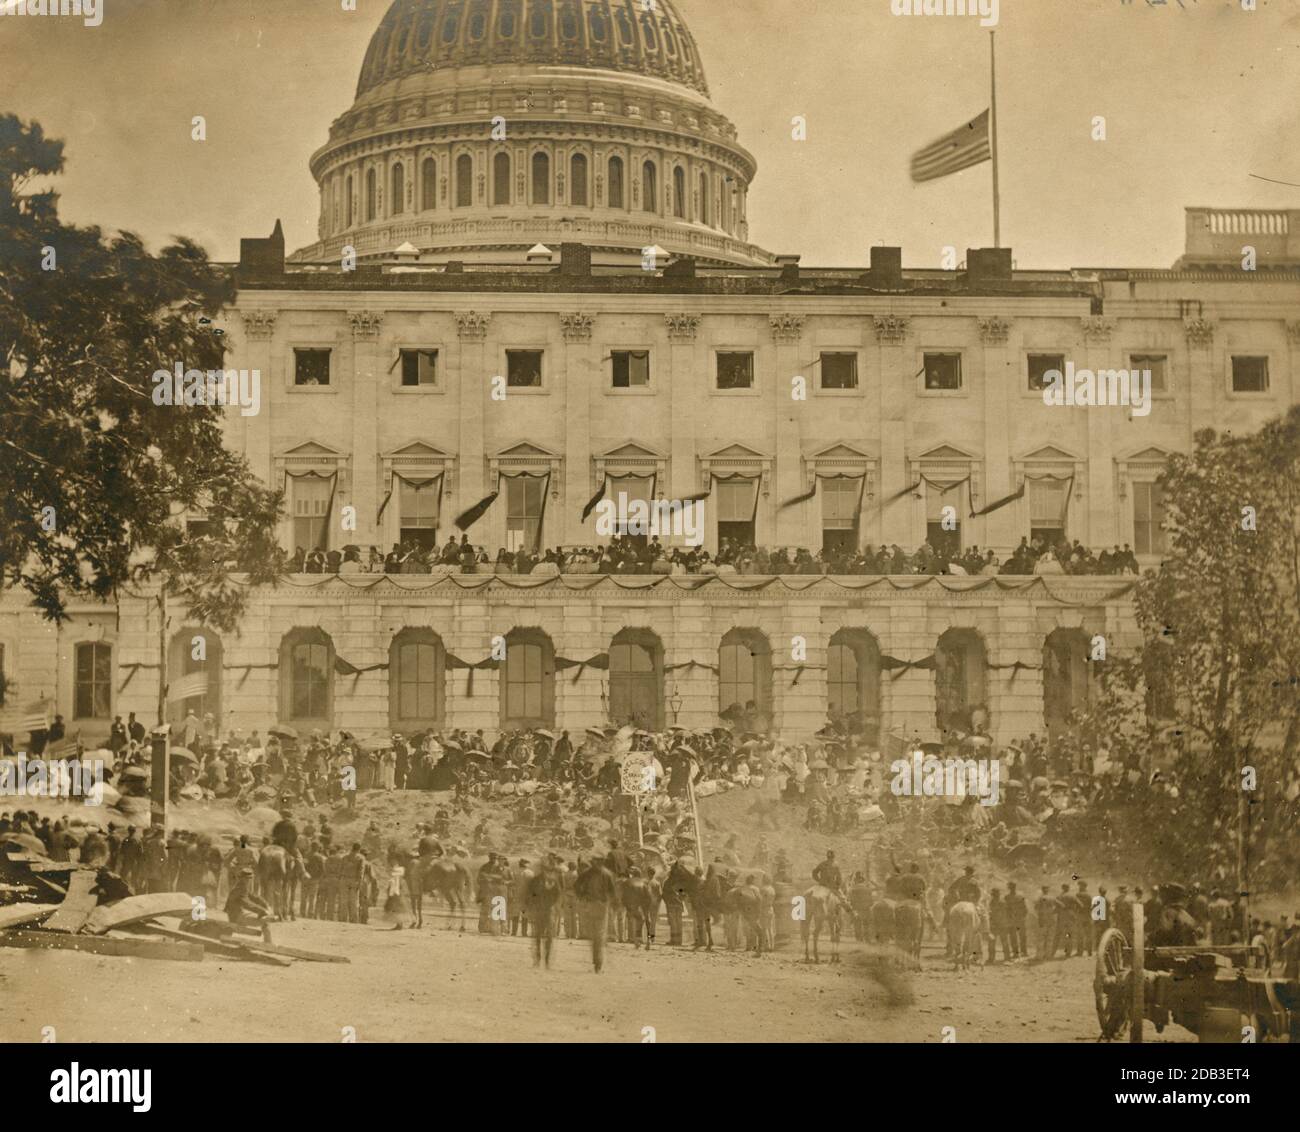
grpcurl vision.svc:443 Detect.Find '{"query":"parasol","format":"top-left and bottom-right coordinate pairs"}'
top-left (534, 729), bottom-right (557, 740)
top-left (169, 747), bottom-right (198, 763)
top-left (3, 832), bottom-right (47, 855)
top-left (462, 748), bottom-right (492, 761)
top-left (268, 724), bottom-right (298, 740)
top-left (585, 726), bottom-right (607, 740)
top-left (120, 766), bottom-right (149, 780)
top-left (358, 734), bottom-right (393, 753)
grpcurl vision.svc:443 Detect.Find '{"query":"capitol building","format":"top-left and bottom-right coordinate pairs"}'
top-left (3, 0), bottom-right (1299, 749)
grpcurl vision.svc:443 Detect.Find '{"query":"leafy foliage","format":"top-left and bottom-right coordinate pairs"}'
top-left (0, 113), bottom-right (282, 629)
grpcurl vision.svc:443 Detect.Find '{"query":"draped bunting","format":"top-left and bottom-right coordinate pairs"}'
top-left (885, 472), bottom-right (971, 508)
top-left (970, 482), bottom-right (1025, 517)
top-left (116, 661), bottom-right (159, 694)
top-left (377, 471), bottom-right (443, 524)
top-left (233, 570), bottom-right (1136, 607)
top-left (454, 489), bottom-right (499, 531)
top-left (283, 469), bottom-right (338, 530)
top-left (581, 471), bottom-right (658, 524)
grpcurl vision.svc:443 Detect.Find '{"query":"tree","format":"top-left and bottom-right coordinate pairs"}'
top-left (0, 114), bottom-right (282, 713)
top-left (1093, 409), bottom-right (1300, 889)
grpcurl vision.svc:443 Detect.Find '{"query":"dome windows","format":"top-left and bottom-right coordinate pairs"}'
top-left (641, 160), bottom-right (657, 213)
top-left (391, 163), bottom-right (405, 215)
top-left (532, 151), bottom-right (550, 205)
top-left (608, 155), bottom-right (624, 209)
top-left (494, 152), bottom-right (512, 205)
top-left (570, 153), bottom-right (588, 206)
top-left (455, 153), bottom-right (473, 207)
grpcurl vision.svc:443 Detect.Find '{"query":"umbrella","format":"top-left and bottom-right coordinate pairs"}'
top-left (120, 766), bottom-right (149, 780)
top-left (463, 749), bottom-right (492, 761)
top-left (3, 832), bottom-right (47, 855)
top-left (634, 845), bottom-right (667, 866)
top-left (359, 734), bottom-right (393, 752)
top-left (268, 724), bottom-right (298, 740)
top-left (585, 727), bottom-right (607, 739)
top-left (534, 729), bottom-right (556, 740)
top-left (169, 747), bottom-right (199, 763)
top-left (808, 758), bottom-right (830, 771)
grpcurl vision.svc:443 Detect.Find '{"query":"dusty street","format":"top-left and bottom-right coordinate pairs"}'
top-left (0, 916), bottom-right (1193, 1044)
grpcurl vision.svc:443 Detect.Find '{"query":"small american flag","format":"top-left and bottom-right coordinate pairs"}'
top-left (168, 672), bottom-right (209, 703)
top-left (910, 109), bottom-right (992, 183)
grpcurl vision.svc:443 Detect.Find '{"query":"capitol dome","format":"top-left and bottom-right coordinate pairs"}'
top-left (291, 0), bottom-right (772, 267)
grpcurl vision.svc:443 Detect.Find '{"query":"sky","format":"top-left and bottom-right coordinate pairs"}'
top-left (2, 0), bottom-right (1298, 269)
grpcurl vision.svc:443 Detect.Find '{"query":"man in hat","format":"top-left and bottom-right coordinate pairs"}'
top-left (271, 809), bottom-right (298, 854)
top-left (1005, 881), bottom-right (1027, 959)
top-left (812, 850), bottom-right (843, 896)
top-left (1112, 885), bottom-right (1133, 941)
top-left (1051, 883), bottom-right (1078, 958)
top-left (1034, 885), bottom-right (1056, 959)
top-left (1075, 880), bottom-right (1095, 956)
top-left (575, 854), bottom-right (619, 973)
top-left (226, 868), bottom-right (274, 936)
top-left (339, 842), bottom-right (365, 924)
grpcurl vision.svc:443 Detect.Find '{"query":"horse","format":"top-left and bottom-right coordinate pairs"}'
top-left (869, 898), bottom-right (897, 946)
top-left (947, 901), bottom-right (982, 970)
top-left (620, 871), bottom-right (662, 950)
top-left (282, 852), bottom-right (306, 922)
top-left (893, 900), bottom-right (925, 967)
top-left (417, 857), bottom-right (470, 930)
top-left (801, 885), bottom-right (847, 963)
top-left (256, 845), bottom-right (290, 919)
top-left (663, 859), bottom-right (697, 946)
top-left (724, 878), bottom-right (766, 954)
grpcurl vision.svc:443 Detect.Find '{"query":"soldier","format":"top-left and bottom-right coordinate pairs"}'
top-left (988, 888), bottom-right (1011, 962)
top-left (1075, 880), bottom-right (1094, 956)
top-left (575, 855), bottom-right (619, 973)
top-left (812, 850), bottom-right (844, 895)
top-left (357, 848), bottom-right (375, 924)
top-left (1004, 881), bottom-right (1027, 959)
top-left (301, 840), bottom-right (325, 919)
top-left (1034, 884), bottom-right (1056, 959)
top-left (1112, 885), bottom-right (1133, 941)
top-left (320, 845), bottom-right (343, 921)
top-left (511, 858), bottom-right (534, 937)
top-left (1051, 883), bottom-right (1077, 958)
top-left (1093, 884), bottom-right (1111, 952)
top-left (118, 825), bottom-right (143, 890)
top-left (340, 842), bottom-right (365, 923)
top-left (225, 835), bottom-right (259, 894)
top-left (561, 861), bottom-right (579, 939)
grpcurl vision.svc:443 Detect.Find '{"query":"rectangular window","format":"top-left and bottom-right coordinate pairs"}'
top-left (611, 350), bottom-right (650, 388)
top-left (1028, 478), bottom-right (1068, 546)
top-left (1130, 353), bottom-right (1168, 394)
top-left (923, 352), bottom-right (962, 391)
top-left (506, 349), bottom-right (543, 388)
top-left (292, 476), bottom-right (332, 552)
top-left (719, 644), bottom-right (756, 715)
top-left (74, 642), bottom-right (112, 720)
top-left (716, 352), bottom-right (754, 390)
top-left (505, 476), bottom-right (545, 552)
top-left (1133, 481), bottom-right (1166, 556)
top-left (398, 478), bottom-right (440, 551)
top-left (925, 480), bottom-right (962, 557)
top-left (821, 477), bottom-right (860, 555)
top-left (294, 348), bottom-right (331, 386)
top-left (398, 642), bottom-right (439, 720)
top-left (1027, 353), bottom-right (1064, 393)
top-left (505, 643), bottom-right (543, 722)
top-left (400, 349), bottom-right (438, 387)
top-left (716, 477), bottom-right (757, 546)
top-left (820, 352), bottom-right (858, 390)
top-left (290, 643), bottom-right (329, 720)
top-left (1231, 355), bottom-right (1269, 393)
top-left (608, 475), bottom-right (652, 543)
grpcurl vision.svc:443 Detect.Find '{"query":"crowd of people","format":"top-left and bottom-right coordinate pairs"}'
top-left (281, 533), bottom-right (1142, 579)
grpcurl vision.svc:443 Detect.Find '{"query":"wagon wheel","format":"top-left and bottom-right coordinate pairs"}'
top-left (1094, 927), bottom-right (1132, 1040)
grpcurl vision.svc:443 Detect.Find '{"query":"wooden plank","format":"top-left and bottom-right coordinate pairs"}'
top-left (31, 875), bottom-right (67, 898)
top-left (0, 903), bottom-right (59, 930)
top-left (42, 871), bottom-right (99, 934)
top-left (134, 923), bottom-right (292, 967)
top-left (0, 929), bottom-right (203, 962)
top-left (234, 938), bottom-right (350, 964)
top-left (81, 893), bottom-right (193, 935)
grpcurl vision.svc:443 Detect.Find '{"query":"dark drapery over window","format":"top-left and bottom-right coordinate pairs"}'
top-left (500, 628), bottom-right (555, 729)
top-left (934, 628), bottom-right (987, 735)
top-left (280, 628), bottom-right (334, 729)
top-left (609, 629), bottom-right (664, 729)
top-left (719, 628), bottom-right (771, 722)
top-left (390, 628), bottom-right (445, 730)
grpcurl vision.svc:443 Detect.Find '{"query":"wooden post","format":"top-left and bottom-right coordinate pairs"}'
top-left (685, 767), bottom-right (705, 872)
top-left (1130, 902), bottom-right (1145, 1043)
top-left (149, 723), bottom-right (170, 832)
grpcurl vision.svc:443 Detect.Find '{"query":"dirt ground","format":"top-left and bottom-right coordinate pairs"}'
top-left (0, 914), bottom-right (1197, 1044)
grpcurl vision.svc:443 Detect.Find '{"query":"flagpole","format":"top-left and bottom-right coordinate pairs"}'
top-left (989, 29), bottom-right (1001, 248)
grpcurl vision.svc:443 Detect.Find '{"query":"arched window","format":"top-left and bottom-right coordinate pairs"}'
top-left (1043, 628), bottom-right (1093, 736)
top-left (365, 168), bottom-right (377, 221)
top-left (345, 175), bottom-right (354, 227)
top-left (532, 151), bottom-right (550, 204)
top-left (73, 642), bottom-right (112, 721)
top-left (827, 629), bottom-right (881, 743)
top-left (390, 163), bottom-right (404, 215)
top-left (672, 166), bottom-right (685, 218)
top-left (699, 171), bottom-right (709, 226)
top-left (455, 153), bottom-right (473, 207)
top-left (421, 157), bottom-right (437, 211)
top-left (570, 153), bottom-right (588, 205)
top-left (390, 629), bottom-right (445, 729)
top-left (608, 155), bottom-right (624, 209)
top-left (500, 629), bottom-right (555, 729)
top-left (641, 160), bottom-right (657, 212)
top-left (609, 629), bottom-right (664, 729)
top-left (493, 152), bottom-right (511, 205)
top-left (718, 629), bottom-right (771, 724)
top-left (934, 629), bottom-right (988, 735)
top-left (168, 628), bottom-right (222, 733)
top-left (280, 628), bottom-right (334, 729)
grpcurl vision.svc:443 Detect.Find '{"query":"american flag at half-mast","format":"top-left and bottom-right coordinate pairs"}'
top-left (910, 108), bottom-right (992, 183)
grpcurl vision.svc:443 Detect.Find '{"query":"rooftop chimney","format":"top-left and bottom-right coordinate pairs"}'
top-left (558, 242), bottom-right (592, 276)
top-left (775, 253), bottom-right (801, 283)
top-left (868, 246), bottom-right (903, 286)
top-left (238, 220), bottom-right (285, 274)
top-left (965, 247), bottom-right (1013, 286)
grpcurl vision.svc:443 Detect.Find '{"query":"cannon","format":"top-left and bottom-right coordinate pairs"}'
top-left (1094, 917), bottom-right (1297, 1042)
